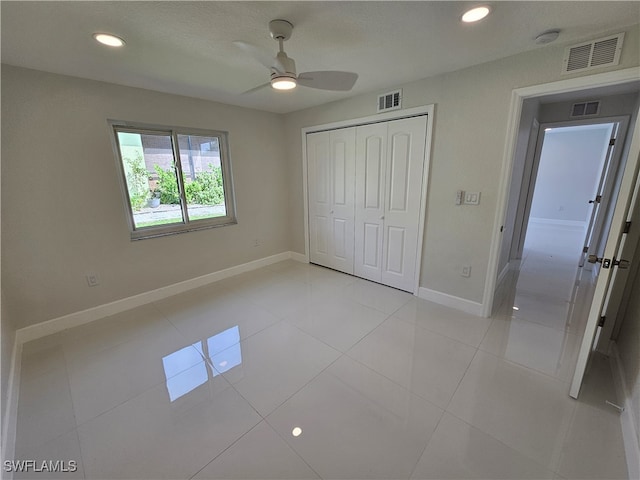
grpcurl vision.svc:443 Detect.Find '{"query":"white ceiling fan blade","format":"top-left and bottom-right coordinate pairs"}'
top-left (297, 71), bottom-right (358, 91)
top-left (241, 82), bottom-right (271, 95)
top-left (233, 41), bottom-right (282, 72)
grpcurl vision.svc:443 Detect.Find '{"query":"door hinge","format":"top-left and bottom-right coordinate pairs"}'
top-left (624, 221), bottom-right (632, 234)
top-left (589, 195), bottom-right (602, 204)
top-left (583, 246), bottom-right (589, 253)
top-left (598, 316), bottom-right (606, 327)
top-left (609, 138), bottom-right (616, 146)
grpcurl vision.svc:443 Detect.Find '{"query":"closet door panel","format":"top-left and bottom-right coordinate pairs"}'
top-left (307, 128), bottom-right (356, 274)
top-left (388, 133), bottom-right (411, 212)
top-left (308, 132), bottom-right (332, 267)
top-left (385, 226), bottom-right (406, 274)
top-left (355, 123), bottom-right (387, 282)
top-left (328, 128), bottom-right (356, 274)
top-left (382, 116), bottom-right (427, 291)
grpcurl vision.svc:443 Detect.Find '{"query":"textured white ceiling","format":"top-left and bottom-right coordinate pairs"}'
top-left (2, 1), bottom-right (639, 114)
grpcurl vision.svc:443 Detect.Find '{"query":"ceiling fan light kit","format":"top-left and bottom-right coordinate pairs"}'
top-left (271, 75), bottom-right (297, 90)
top-left (237, 18), bottom-right (358, 93)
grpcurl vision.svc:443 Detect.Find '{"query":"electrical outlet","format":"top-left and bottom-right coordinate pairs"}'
top-left (461, 265), bottom-right (471, 277)
top-left (253, 238), bottom-right (260, 247)
top-left (456, 190), bottom-right (464, 205)
top-left (86, 274), bottom-right (100, 287)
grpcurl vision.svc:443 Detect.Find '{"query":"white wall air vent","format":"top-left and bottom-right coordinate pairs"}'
top-left (377, 90), bottom-right (402, 113)
top-left (570, 101), bottom-right (601, 117)
top-left (562, 33), bottom-right (624, 75)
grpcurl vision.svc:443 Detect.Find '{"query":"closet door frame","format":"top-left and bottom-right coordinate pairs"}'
top-left (302, 104), bottom-right (434, 295)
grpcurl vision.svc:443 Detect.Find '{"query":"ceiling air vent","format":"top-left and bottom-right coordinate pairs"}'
top-left (570, 101), bottom-right (601, 117)
top-left (377, 90), bottom-right (402, 113)
top-left (562, 33), bottom-right (624, 75)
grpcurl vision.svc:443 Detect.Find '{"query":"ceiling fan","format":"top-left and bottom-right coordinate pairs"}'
top-left (234, 19), bottom-right (358, 93)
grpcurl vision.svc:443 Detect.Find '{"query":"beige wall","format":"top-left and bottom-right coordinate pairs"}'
top-left (1, 291), bottom-right (16, 448)
top-left (2, 25), bottom-right (639, 330)
top-left (285, 24), bottom-right (640, 304)
top-left (1, 66), bottom-right (288, 329)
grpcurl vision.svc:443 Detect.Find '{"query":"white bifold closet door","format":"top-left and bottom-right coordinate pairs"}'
top-left (307, 127), bottom-right (356, 274)
top-left (354, 116), bottom-right (427, 291)
top-left (307, 115), bottom-right (427, 292)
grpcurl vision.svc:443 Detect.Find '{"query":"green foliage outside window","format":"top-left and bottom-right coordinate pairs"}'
top-left (123, 151), bottom-right (149, 211)
top-left (154, 164), bottom-right (225, 206)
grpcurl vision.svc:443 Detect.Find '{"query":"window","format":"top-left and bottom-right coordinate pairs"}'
top-left (111, 122), bottom-right (236, 239)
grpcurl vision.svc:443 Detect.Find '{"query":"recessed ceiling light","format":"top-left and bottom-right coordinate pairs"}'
top-left (461, 5), bottom-right (491, 23)
top-left (93, 33), bottom-right (126, 47)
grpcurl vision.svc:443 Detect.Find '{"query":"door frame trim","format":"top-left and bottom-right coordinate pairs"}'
top-left (483, 67), bottom-right (640, 317)
top-left (301, 104), bottom-right (435, 295)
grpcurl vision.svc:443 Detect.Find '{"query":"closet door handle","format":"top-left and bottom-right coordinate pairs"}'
top-left (380, 215), bottom-right (385, 220)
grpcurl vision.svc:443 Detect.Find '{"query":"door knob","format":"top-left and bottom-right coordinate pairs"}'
top-left (587, 255), bottom-right (601, 264)
top-left (380, 215), bottom-right (385, 220)
top-left (614, 258), bottom-right (630, 269)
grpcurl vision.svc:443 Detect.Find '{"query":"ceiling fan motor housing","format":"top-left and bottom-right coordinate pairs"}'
top-left (269, 19), bottom-right (294, 41)
top-left (274, 51), bottom-right (297, 75)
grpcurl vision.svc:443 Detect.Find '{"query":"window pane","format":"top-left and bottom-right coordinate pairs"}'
top-left (117, 131), bottom-right (184, 229)
top-left (177, 134), bottom-right (227, 221)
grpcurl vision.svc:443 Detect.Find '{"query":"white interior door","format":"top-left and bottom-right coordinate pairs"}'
top-left (594, 170), bottom-right (640, 353)
top-left (579, 123), bottom-right (617, 267)
top-left (381, 116), bottom-right (428, 291)
top-left (583, 118), bottom-right (631, 268)
top-left (354, 123), bottom-right (387, 283)
top-left (307, 128), bottom-right (356, 274)
top-left (570, 110), bottom-right (640, 398)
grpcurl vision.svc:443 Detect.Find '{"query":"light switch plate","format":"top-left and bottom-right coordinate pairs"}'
top-left (464, 192), bottom-right (481, 205)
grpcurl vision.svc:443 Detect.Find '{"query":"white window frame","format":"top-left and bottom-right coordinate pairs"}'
top-left (110, 120), bottom-right (237, 240)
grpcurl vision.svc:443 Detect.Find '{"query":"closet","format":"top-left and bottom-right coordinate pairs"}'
top-left (307, 115), bottom-right (428, 292)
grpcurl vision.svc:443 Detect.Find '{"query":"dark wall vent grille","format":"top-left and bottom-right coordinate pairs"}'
top-left (570, 101), bottom-right (601, 117)
top-left (377, 90), bottom-right (402, 113)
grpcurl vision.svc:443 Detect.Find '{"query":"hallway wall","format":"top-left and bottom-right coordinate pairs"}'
top-left (529, 125), bottom-right (612, 224)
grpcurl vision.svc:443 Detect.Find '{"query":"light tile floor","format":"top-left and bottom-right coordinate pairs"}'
top-left (13, 223), bottom-right (628, 479)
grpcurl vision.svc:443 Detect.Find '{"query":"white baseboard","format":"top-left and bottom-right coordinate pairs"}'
top-left (16, 251), bottom-right (294, 345)
top-left (290, 252), bottom-right (308, 263)
top-left (610, 343), bottom-right (640, 480)
top-left (528, 217), bottom-right (587, 229)
top-left (1, 336), bottom-right (22, 478)
top-left (418, 287), bottom-right (484, 317)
